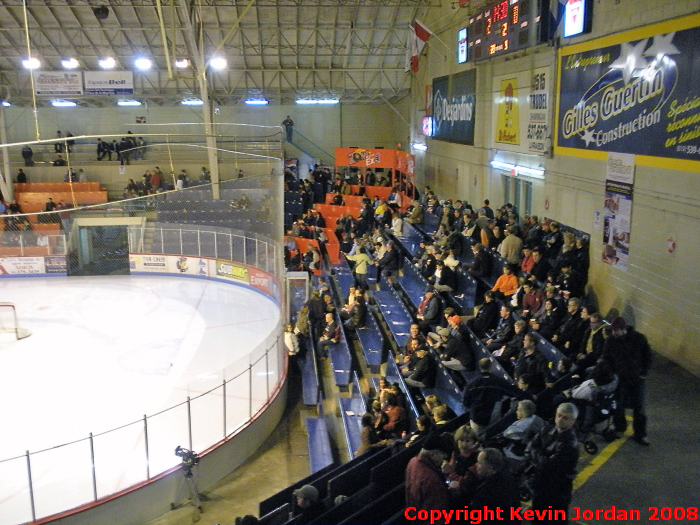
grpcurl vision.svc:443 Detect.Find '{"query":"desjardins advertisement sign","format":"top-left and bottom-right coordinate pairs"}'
top-left (556, 21), bottom-right (700, 162)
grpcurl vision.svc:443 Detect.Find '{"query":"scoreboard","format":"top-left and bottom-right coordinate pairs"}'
top-left (467, 0), bottom-right (548, 61)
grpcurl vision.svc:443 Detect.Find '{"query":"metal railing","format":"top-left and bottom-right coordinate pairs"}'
top-left (0, 229), bottom-right (284, 525)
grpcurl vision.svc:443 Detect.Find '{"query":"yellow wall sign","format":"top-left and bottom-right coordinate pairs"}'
top-left (216, 260), bottom-right (250, 282)
top-left (495, 78), bottom-right (520, 145)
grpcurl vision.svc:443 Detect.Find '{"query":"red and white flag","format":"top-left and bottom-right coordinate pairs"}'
top-left (406, 19), bottom-right (433, 73)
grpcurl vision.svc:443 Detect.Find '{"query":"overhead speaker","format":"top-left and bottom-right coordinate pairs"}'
top-left (93, 6), bottom-right (110, 20)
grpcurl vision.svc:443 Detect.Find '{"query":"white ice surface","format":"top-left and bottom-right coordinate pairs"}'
top-left (0, 275), bottom-right (281, 524)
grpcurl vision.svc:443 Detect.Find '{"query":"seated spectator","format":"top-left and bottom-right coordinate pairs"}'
top-left (575, 312), bottom-right (606, 372)
top-left (494, 319), bottom-right (528, 374)
top-left (404, 199), bottom-right (424, 224)
top-left (381, 393), bottom-right (407, 438)
top-left (317, 312), bottom-right (339, 358)
top-left (513, 333), bottom-right (551, 393)
top-left (404, 414), bottom-right (434, 448)
top-left (536, 298), bottom-right (564, 340)
top-left (528, 247), bottom-right (552, 283)
top-left (465, 243), bottom-right (492, 279)
top-left (466, 291), bottom-right (499, 338)
top-left (520, 281), bottom-right (544, 319)
top-left (397, 324), bottom-right (426, 364)
top-left (292, 485), bottom-right (324, 522)
top-left (402, 347), bottom-right (437, 388)
top-left (520, 245), bottom-right (535, 274)
top-left (433, 326), bottom-right (474, 371)
top-left (392, 212), bottom-right (403, 236)
top-left (341, 294), bottom-right (366, 330)
top-left (415, 287), bottom-right (442, 335)
top-left (53, 154), bottom-right (67, 167)
top-left (491, 264), bottom-right (519, 301)
top-left (500, 399), bottom-right (546, 456)
top-left (483, 304), bottom-right (516, 352)
top-left (432, 259), bottom-right (457, 292)
top-left (556, 261), bottom-right (585, 299)
top-left (551, 297), bottom-right (587, 356)
top-left (355, 413), bottom-right (381, 457)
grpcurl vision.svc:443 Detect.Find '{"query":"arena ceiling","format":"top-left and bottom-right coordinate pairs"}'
top-left (0, 0), bottom-right (444, 107)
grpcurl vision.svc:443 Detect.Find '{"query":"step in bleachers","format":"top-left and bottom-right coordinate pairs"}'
top-left (338, 371), bottom-right (369, 458)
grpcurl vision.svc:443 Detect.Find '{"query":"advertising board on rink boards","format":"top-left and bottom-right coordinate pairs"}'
top-left (128, 254), bottom-right (278, 299)
top-left (556, 13), bottom-right (700, 167)
top-left (492, 66), bottom-right (552, 155)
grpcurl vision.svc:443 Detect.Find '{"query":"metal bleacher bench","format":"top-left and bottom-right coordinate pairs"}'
top-left (305, 413), bottom-right (334, 474)
top-left (338, 371), bottom-right (369, 458)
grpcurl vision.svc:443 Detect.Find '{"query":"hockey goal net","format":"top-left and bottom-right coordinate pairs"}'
top-left (0, 302), bottom-right (31, 339)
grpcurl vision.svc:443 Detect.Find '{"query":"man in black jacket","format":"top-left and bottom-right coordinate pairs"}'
top-left (403, 348), bottom-right (437, 388)
top-left (433, 327), bottom-right (474, 372)
top-left (470, 448), bottom-right (521, 525)
top-left (483, 304), bottom-right (515, 352)
top-left (466, 243), bottom-right (492, 279)
top-left (602, 317), bottom-right (652, 445)
top-left (375, 242), bottom-right (399, 290)
top-left (466, 291), bottom-right (499, 338)
top-left (433, 260), bottom-right (457, 292)
top-left (464, 358), bottom-right (527, 432)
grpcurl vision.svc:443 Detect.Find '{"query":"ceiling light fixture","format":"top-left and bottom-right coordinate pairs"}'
top-left (209, 57), bottom-right (227, 70)
top-left (117, 99), bottom-right (142, 107)
top-left (175, 58), bottom-right (190, 69)
top-left (245, 99), bottom-right (269, 105)
top-left (22, 58), bottom-right (40, 70)
top-left (295, 98), bottom-right (339, 105)
top-left (52, 100), bottom-right (77, 107)
top-left (181, 98), bottom-right (204, 106)
top-left (62, 58), bottom-right (79, 69)
top-left (99, 57), bottom-right (116, 69)
top-left (134, 58), bottom-right (152, 71)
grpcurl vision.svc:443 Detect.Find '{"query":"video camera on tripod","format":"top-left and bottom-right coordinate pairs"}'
top-left (174, 446), bottom-right (199, 474)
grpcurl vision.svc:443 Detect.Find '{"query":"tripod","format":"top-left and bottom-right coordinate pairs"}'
top-left (171, 463), bottom-right (206, 513)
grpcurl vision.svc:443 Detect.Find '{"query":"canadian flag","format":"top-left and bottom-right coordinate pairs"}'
top-left (406, 19), bottom-right (433, 73)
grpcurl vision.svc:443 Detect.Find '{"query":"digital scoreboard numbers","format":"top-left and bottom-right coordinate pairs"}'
top-left (468, 0), bottom-right (545, 62)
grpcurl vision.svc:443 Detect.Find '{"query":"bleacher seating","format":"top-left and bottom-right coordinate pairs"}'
top-left (338, 372), bottom-right (369, 458)
top-left (305, 415), bottom-right (334, 474)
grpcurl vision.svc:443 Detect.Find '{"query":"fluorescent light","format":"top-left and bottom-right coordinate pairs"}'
top-left (295, 98), bottom-right (339, 105)
top-left (245, 99), bottom-right (269, 105)
top-left (175, 58), bottom-right (190, 69)
top-left (135, 58), bottom-right (152, 70)
top-left (52, 100), bottom-right (77, 107)
top-left (209, 57), bottom-right (227, 70)
top-left (62, 58), bottom-right (79, 69)
top-left (181, 98), bottom-right (204, 106)
top-left (99, 57), bottom-right (116, 69)
top-left (117, 99), bottom-right (142, 107)
top-left (517, 166), bottom-right (545, 179)
top-left (23, 58), bottom-right (40, 69)
top-left (490, 160), bottom-right (545, 179)
top-left (491, 160), bottom-right (516, 172)
top-left (1, 101), bottom-right (10, 107)
top-left (411, 143), bottom-right (427, 151)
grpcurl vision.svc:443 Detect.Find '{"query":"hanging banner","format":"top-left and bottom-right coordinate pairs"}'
top-left (35, 72), bottom-right (83, 96)
top-left (84, 71), bottom-right (134, 95)
top-left (556, 15), bottom-right (700, 164)
top-left (492, 67), bottom-right (552, 154)
top-left (602, 152), bottom-right (635, 271)
top-left (432, 69), bottom-right (476, 145)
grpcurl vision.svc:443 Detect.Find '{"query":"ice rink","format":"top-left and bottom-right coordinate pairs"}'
top-left (0, 275), bottom-right (282, 525)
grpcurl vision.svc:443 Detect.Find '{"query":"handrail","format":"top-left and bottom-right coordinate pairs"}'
top-left (290, 129), bottom-right (335, 165)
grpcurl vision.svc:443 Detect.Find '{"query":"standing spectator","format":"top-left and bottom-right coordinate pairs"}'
top-left (108, 140), bottom-right (117, 161)
top-left (282, 115), bottom-right (294, 141)
top-left (136, 137), bottom-right (146, 160)
top-left (525, 403), bottom-right (580, 521)
top-left (55, 131), bottom-right (63, 153)
top-left (345, 246), bottom-right (372, 291)
top-left (65, 132), bottom-right (75, 153)
top-left (602, 317), bottom-right (652, 445)
top-left (405, 434), bottom-right (453, 514)
top-left (200, 167), bottom-right (211, 182)
top-left (469, 448), bottom-right (521, 524)
top-left (21, 146), bottom-right (33, 166)
top-left (374, 242), bottom-right (399, 290)
top-left (237, 169), bottom-right (244, 179)
top-left (16, 169), bottom-right (28, 183)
